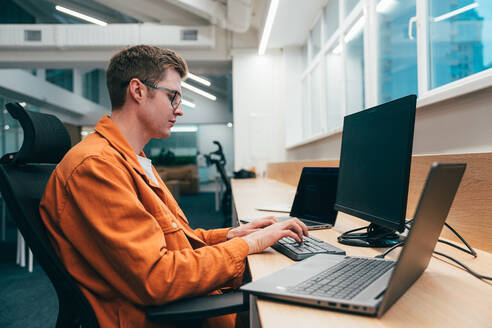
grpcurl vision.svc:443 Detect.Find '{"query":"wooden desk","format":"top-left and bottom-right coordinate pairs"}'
top-left (231, 178), bottom-right (492, 327)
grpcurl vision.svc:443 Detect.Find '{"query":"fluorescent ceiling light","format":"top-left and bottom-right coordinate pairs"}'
top-left (332, 43), bottom-right (342, 54)
top-left (377, 0), bottom-right (398, 14)
top-left (344, 16), bottom-right (365, 43)
top-left (258, 0), bottom-right (279, 55)
top-left (182, 99), bottom-right (196, 108)
top-left (171, 126), bottom-right (198, 132)
top-left (433, 2), bottom-right (479, 22)
top-left (187, 73), bottom-right (211, 87)
top-left (55, 5), bottom-right (108, 26)
top-left (181, 81), bottom-right (216, 101)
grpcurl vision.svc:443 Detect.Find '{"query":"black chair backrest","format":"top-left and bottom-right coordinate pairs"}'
top-left (0, 103), bottom-right (99, 328)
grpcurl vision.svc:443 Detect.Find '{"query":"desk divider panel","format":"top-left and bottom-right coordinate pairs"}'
top-left (266, 152), bottom-right (492, 253)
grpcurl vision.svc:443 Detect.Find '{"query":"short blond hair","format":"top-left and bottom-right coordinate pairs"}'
top-left (106, 45), bottom-right (188, 109)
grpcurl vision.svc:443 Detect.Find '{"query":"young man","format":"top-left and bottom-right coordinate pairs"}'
top-left (39, 45), bottom-right (308, 328)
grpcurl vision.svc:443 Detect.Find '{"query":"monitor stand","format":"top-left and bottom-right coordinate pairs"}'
top-left (337, 223), bottom-right (404, 247)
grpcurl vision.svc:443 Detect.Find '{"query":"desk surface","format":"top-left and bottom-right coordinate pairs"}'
top-left (231, 177), bottom-right (492, 327)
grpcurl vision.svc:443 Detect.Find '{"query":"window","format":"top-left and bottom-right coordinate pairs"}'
top-left (429, 0), bottom-right (492, 89)
top-left (302, 77), bottom-right (310, 139)
top-left (345, 17), bottom-right (365, 115)
top-left (310, 18), bottom-right (322, 60)
top-left (46, 69), bottom-right (73, 92)
top-left (344, 0), bottom-right (360, 17)
top-left (325, 0), bottom-right (340, 40)
top-left (325, 50), bottom-right (343, 132)
top-left (83, 69), bottom-right (100, 103)
top-left (310, 63), bottom-right (324, 135)
top-left (377, 0), bottom-right (418, 103)
top-left (301, 43), bottom-right (308, 69)
top-left (290, 0), bottom-right (492, 147)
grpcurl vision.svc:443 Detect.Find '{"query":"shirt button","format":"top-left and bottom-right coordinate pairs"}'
top-left (172, 222), bottom-right (178, 228)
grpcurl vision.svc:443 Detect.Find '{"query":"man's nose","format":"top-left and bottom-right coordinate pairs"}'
top-left (175, 104), bottom-right (184, 116)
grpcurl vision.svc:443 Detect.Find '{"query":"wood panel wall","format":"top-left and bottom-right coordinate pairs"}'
top-left (266, 153), bottom-right (492, 252)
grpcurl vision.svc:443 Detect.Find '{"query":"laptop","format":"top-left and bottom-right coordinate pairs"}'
top-left (241, 163), bottom-right (465, 317)
top-left (255, 203), bottom-right (292, 213)
top-left (243, 167), bottom-right (339, 230)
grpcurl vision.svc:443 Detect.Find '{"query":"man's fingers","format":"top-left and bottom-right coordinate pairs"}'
top-left (283, 219), bottom-right (307, 241)
top-left (280, 229), bottom-right (302, 242)
top-left (291, 217), bottom-right (309, 237)
top-left (253, 217), bottom-right (278, 228)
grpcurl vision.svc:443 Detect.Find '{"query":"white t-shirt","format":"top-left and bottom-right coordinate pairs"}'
top-left (137, 155), bottom-right (159, 185)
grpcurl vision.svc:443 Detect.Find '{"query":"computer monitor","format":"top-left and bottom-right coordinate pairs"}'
top-left (334, 95), bottom-right (417, 247)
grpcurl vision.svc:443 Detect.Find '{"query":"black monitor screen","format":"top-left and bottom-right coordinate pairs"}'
top-left (334, 95), bottom-right (416, 232)
top-left (290, 167), bottom-right (338, 224)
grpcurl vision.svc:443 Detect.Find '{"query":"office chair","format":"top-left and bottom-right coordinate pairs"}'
top-left (0, 103), bottom-right (248, 327)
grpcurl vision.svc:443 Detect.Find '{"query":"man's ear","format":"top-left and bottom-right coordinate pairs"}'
top-left (127, 79), bottom-right (145, 104)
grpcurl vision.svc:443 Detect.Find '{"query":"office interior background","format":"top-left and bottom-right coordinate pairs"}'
top-left (0, 0), bottom-right (492, 325)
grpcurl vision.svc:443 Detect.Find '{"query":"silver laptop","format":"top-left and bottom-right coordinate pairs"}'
top-left (243, 167), bottom-right (339, 230)
top-left (241, 163), bottom-right (465, 317)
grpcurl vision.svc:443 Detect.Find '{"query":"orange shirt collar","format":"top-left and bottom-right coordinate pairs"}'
top-left (94, 115), bottom-right (147, 177)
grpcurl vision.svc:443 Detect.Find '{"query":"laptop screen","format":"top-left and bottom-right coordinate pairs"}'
top-left (290, 167), bottom-right (338, 224)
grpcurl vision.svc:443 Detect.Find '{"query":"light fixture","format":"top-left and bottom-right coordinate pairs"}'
top-left (182, 99), bottom-right (196, 108)
top-left (344, 16), bottom-right (365, 43)
top-left (258, 0), bottom-right (280, 55)
top-left (171, 125), bottom-right (198, 132)
top-left (181, 81), bottom-right (216, 101)
top-left (19, 102), bottom-right (27, 107)
top-left (227, 122), bottom-right (233, 128)
top-left (376, 0), bottom-right (398, 14)
top-left (55, 5), bottom-right (108, 26)
top-left (81, 131), bottom-right (89, 136)
top-left (4, 125), bottom-right (10, 130)
top-left (332, 43), bottom-right (342, 54)
top-left (187, 73), bottom-right (211, 87)
top-left (433, 2), bottom-right (479, 22)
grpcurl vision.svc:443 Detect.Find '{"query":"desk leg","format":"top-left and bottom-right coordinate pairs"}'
top-left (249, 295), bottom-right (260, 328)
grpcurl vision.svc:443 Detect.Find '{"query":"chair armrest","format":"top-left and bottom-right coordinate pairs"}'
top-left (146, 291), bottom-right (249, 322)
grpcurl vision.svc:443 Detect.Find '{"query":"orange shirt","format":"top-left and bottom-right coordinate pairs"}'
top-left (39, 115), bottom-right (249, 328)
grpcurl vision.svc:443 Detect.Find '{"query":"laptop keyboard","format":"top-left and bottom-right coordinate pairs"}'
top-left (272, 235), bottom-right (346, 261)
top-left (289, 257), bottom-right (395, 300)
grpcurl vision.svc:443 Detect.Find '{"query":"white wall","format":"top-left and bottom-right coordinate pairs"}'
top-left (232, 49), bottom-right (302, 175)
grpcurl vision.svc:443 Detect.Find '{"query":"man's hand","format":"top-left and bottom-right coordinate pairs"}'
top-left (241, 218), bottom-right (309, 255)
top-left (227, 216), bottom-right (278, 240)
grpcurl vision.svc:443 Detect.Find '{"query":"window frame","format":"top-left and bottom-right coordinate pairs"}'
top-left (288, 0), bottom-right (492, 149)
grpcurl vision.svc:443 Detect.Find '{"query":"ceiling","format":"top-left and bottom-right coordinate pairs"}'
top-left (268, 0), bottom-right (326, 48)
top-left (4, 0), bottom-right (325, 49)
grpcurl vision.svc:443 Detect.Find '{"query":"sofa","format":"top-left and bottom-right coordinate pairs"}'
top-left (156, 164), bottom-right (199, 195)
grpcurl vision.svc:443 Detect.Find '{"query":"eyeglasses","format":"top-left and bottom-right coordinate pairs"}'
top-left (122, 79), bottom-right (182, 110)
top-left (140, 80), bottom-right (182, 110)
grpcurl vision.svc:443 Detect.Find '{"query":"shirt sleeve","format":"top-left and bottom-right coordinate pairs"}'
top-left (193, 227), bottom-right (232, 245)
top-left (57, 156), bottom-right (249, 306)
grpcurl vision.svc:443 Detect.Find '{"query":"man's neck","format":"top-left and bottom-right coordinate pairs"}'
top-left (110, 107), bottom-right (149, 155)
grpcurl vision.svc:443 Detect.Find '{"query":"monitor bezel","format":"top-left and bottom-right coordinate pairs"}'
top-left (334, 95), bottom-right (416, 233)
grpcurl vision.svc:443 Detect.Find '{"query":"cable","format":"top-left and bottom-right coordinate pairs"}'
top-left (375, 219), bottom-right (490, 281)
top-left (433, 251), bottom-right (492, 281)
top-left (443, 222), bottom-right (477, 257)
top-left (374, 242), bottom-right (405, 259)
